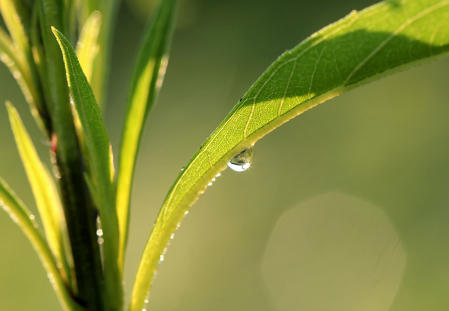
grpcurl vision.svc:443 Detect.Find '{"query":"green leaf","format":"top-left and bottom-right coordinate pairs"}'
top-left (116, 0), bottom-right (177, 271)
top-left (6, 102), bottom-right (73, 286)
top-left (39, 2), bottom-right (106, 308)
top-left (79, 0), bottom-right (120, 109)
top-left (0, 27), bottom-right (37, 112)
top-left (52, 27), bottom-right (123, 310)
top-left (129, 0), bottom-right (449, 309)
top-left (0, 19), bottom-right (49, 135)
top-left (0, 0), bottom-right (31, 55)
top-left (76, 11), bottom-right (101, 83)
top-left (0, 177), bottom-right (84, 311)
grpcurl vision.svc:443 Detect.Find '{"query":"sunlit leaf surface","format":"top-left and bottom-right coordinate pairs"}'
top-left (6, 102), bottom-right (71, 283)
top-left (116, 0), bottom-right (177, 272)
top-left (131, 0), bottom-right (449, 309)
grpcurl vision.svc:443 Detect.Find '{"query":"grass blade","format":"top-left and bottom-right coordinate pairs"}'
top-left (6, 102), bottom-right (73, 287)
top-left (0, 177), bottom-right (84, 311)
top-left (129, 0), bottom-right (449, 309)
top-left (76, 11), bottom-right (101, 83)
top-left (52, 27), bottom-right (123, 310)
top-left (116, 0), bottom-right (177, 271)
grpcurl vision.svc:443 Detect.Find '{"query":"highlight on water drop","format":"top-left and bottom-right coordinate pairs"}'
top-left (228, 145), bottom-right (253, 172)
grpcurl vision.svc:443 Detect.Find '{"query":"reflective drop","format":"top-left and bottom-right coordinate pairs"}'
top-left (228, 146), bottom-right (253, 172)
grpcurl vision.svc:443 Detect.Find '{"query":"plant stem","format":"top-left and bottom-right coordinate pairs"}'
top-left (38, 0), bottom-right (105, 309)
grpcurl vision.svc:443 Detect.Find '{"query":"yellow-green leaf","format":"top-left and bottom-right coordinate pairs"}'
top-left (76, 11), bottom-right (101, 83)
top-left (6, 102), bottom-right (72, 285)
top-left (0, 177), bottom-right (83, 311)
top-left (116, 0), bottom-right (177, 272)
top-left (130, 0), bottom-right (449, 309)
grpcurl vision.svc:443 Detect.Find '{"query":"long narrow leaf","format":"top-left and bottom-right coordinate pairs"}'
top-left (52, 27), bottom-right (123, 310)
top-left (0, 27), bottom-right (35, 108)
top-left (0, 26), bottom-right (49, 134)
top-left (0, 0), bottom-right (31, 55)
top-left (76, 11), bottom-right (101, 83)
top-left (0, 177), bottom-right (84, 311)
top-left (78, 0), bottom-right (120, 109)
top-left (6, 102), bottom-right (72, 285)
top-left (116, 0), bottom-right (177, 271)
top-left (129, 0), bottom-right (449, 309)
top-left (74, 11), bottom-right (102, 179)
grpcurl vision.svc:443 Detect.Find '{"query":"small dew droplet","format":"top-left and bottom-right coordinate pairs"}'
top-left (212, 178), bottom-right (216, 181)
top-left (98, 237), bottom-right (104, 244)
top-left (144, 299), bottom-right (149, 303)
top-left (228, 146), bottom-right (253, 172)
top-left (208, 182), bottom-right (212, 186)
top-left (184, 211), bottom-right (189, 215)
top-left (96, 229), bottom-right (103, 236)
top-left (216, 173), bottom-right (221, 177)
top-left (170, 233), bottom-right (175, 239)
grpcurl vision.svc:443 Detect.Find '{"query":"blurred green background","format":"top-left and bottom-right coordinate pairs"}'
top-left (2, 0), bottom-right (449, 310)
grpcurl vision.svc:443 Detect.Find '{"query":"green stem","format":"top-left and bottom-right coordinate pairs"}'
top-left (38, 0), bottom-right (105, 309)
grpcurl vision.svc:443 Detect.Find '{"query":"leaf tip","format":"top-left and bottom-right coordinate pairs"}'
top-left (51, 26), bottom-right (62, 40)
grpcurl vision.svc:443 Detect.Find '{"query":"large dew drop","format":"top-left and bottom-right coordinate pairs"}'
top-left (228, 146), bottom-right (253, 172)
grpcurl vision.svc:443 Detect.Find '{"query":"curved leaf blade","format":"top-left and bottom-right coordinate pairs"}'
top-left (6, 102), bottom-right (72, 284)
top-left (0, 177), bottom-right (84, 311)
top-left (116, 0), bottom-right (177, 271)
top-left (52, 26), bottom-right (123, 310)
top-left (130, 0), bottom-right (449, 309)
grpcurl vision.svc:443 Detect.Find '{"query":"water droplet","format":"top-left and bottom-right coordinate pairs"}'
top-left (212, 178), bottom-right (216, 181)
top-left (208, 182), bottom-right (212, 186)
top-left (144, 299), bottom-right (149, 303)
top-left (180, 166), bottom-right (184, 171)
top-left (159, 255), bottom-right (164, 262)
top-left (30, 215), bottom-right (35, 220)
top-left (228, 146), bottom-right (253, 172)
top-left (96, 229), bottom-right (103, 236)
top-left (170, 233), bottom-right (175, 239)
top-left (98, 237), bottom-right (104, 244)
top-left (184, 211), bottom-right (189, 215)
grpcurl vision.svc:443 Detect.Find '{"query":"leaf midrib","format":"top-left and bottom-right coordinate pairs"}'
top-left (163, 0), bottom-right (449, 220)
